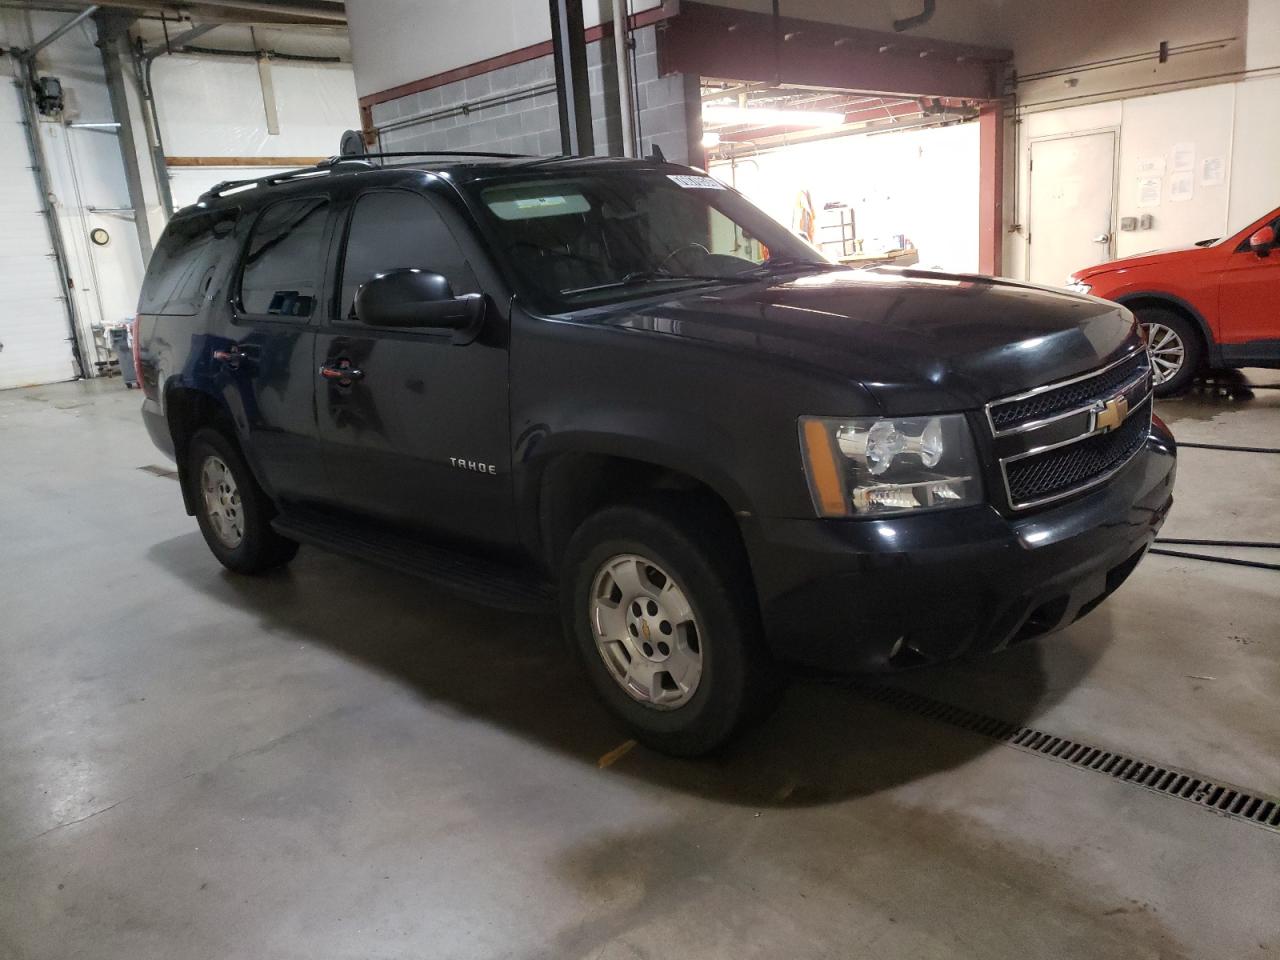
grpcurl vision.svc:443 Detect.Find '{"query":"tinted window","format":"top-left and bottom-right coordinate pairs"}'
top-left (238, 197), bottom-right (329, 317)
top-left (139, 209), bottom-right (239, 316)
top-left (339, 190), bottom-right (477, 320)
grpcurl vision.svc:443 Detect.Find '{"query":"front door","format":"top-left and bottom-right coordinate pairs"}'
top-left (314, 186), bottom-right (514, 547)
top-left (223, 194), bottom-right (333, 504)
top-left (1217, 212), bottom-right (1280, 349)
top-left (1028, 132), bottom-right (1116, 286)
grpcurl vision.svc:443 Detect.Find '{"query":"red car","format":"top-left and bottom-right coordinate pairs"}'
top-left (1068, 207), bottom-right (1280, 395)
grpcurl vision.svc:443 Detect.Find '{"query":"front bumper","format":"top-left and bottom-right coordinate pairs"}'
top-left (745, 422), bottom-right (1176, 672)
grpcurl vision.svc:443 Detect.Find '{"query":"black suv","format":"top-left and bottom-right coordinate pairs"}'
top-left (135, 153), bottom-right (1176, 755)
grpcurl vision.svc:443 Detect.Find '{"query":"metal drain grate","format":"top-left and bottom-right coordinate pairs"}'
top-left (138, 464), bottom-right (179, 480)
top-left (855, 684), bottom-right (1280, 834)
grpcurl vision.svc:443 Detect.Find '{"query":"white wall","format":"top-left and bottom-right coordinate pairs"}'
top-left (1228, 0), bottom-right (1280, 234)
top-left (1, 9), bottom-right (146, 371)
top-left (711, 122), bottom-right (981, 273)
top-left (346, 0), bottom-right (662, 98)
top-left (0, 10), bottom-right (361, 376)
top-left (153, 54), bottom-right (359, 160)
top-left (1008, 70), bottom-right (1280, 279)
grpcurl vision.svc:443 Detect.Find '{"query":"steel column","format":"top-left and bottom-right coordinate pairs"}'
top-left (25, 4), bottom-right (99, 59)
top-left (548, 0), bottom-right (593, 156)
top-left (611, 0), bottom-right (635, 157)
top-left (95, 9), bottom-right (152, 260)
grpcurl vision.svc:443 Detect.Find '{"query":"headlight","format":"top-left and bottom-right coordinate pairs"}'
top-left (1065, 278), bottom-right (1092, 295)
top-left (799, 414), bottom-right (983, 517)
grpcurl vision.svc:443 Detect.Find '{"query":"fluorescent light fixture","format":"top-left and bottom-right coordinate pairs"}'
top-left (702, 105), bottom-right (845, 128)
top-left (700, 130), bottom-right (721, 149)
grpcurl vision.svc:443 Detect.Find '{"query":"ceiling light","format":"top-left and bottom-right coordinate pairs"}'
top-left (701, 130), bottom-right (721, 149)
top-left (702, 105), bottom-right (845, 128)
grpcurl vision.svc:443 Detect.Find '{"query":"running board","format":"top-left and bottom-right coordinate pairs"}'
top-left (271, 508), bottom-right (557, 614)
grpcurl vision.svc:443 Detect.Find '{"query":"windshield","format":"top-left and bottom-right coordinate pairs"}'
top-left (467, 170), bottom-right (829, 312)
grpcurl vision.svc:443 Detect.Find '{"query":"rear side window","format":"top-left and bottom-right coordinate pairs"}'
top-left (338, 190), bottom-right (477, 320)
top-left (238, 197), bottom-right (330, 318)
top-left (139, 209), bottom-right (239, 316)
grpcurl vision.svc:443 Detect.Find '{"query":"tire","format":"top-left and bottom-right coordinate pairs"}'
top-left (1136, 306), bottom-right (1202, 397)
top-left (187, 427), bottom-right (298, 574)
top-left (561, 498), bottom-right (781, 756)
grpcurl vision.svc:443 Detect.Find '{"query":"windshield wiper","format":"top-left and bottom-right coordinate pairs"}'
top-left (748, 257), bottom-right (845, 276)
top-left (559, 270), bottom-right (758, 296)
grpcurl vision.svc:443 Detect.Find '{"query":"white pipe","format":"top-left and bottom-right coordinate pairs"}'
top-left (612, 0), bottom-right (635, 157)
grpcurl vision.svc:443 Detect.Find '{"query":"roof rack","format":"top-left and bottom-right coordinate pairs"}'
top-left (197, 150), bottom-right (547, 201)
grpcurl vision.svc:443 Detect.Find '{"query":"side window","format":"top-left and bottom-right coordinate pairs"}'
top-left (339, 190), bottom-right (477, 320)
top-left (238, 197), bottom-right (330, 317)
top-left (139, 209), bottom-right (239, 316)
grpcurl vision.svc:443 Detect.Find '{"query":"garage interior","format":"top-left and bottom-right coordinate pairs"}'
top-left (1, 1), bottom-right (1278, 958)
top-left (700, 82), bottom-right (983, 271)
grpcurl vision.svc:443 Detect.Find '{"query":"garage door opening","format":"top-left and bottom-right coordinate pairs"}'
top-left (701, 80), bottom-right (983, 273)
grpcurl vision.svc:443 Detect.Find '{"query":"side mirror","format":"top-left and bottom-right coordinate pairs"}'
top-left (353, 268), bottom-right (484, 329)
top-left (1248, 225), bottom-right (1276, 257)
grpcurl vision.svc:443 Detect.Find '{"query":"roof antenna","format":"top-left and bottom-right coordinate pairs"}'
top-left (649, 143), bottom-right (666, 163)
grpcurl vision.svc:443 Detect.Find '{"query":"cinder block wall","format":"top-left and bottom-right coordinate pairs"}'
top-left (369, 26), bottom-right (700, 164)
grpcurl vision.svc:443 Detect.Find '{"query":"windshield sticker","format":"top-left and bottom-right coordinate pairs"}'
top-left (484, 191), bottom-right (591, 220)
top-left (667, 174), bottom-right (726, 190)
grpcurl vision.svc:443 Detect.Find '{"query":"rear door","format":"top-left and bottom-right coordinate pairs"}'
top-left (0, 85), bottom-right (76, 389)
top-left (1216, 211), bottom-right (1280, 350)
top-left (314, 184), bottom-right (515, 546)
top-left (1028, 132), bottom-right (1117, 286)
top-left (222, 194), bottom-right (334, 503)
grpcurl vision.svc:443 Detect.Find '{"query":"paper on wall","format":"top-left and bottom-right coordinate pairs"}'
top-left (1200, 156), bottom-right (1225, 186)
top-left (1169, 172), bottom-right (1195, 202)
top-left (1137, 177), bottom-right (1162, 208)
top-left (1171, 142), bottom-right (1196, 173)
top-left (1136, 156), bottom-right (1166, 177)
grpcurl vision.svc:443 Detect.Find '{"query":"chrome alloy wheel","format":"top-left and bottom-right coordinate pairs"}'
top-left (1142, 321), bottom-right (1186, 386)
top-left (589, 554), bottom-right (703, 710)
top-left (200, 455), bottom-right (244, 549)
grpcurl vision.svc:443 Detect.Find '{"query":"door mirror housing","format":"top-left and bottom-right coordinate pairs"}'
top-left (1248, 225), bottom-right (1276, 256)
top-left (353, 268), bottom-right (484, 330)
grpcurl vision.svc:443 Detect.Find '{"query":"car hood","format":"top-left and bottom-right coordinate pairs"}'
top-left (593, 267), bottom-right (1138, 414)
top-left (1074, 243), bottom-right (1212, 279)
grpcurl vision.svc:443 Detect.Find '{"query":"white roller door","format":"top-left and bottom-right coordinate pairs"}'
top-left (0, 84), bottom-right (77, 390)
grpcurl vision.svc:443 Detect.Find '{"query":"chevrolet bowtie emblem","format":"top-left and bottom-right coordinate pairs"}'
top-left (1094, 394), bottom-right (1129, 432)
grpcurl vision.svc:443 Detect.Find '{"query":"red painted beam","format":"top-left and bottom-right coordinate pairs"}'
top-left (978, 100), bottom-right (1004, 276)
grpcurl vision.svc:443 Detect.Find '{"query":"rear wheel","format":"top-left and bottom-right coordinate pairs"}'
top-left (561, 499), bottom-right (781, 756)
top-left (1136, 307), bottom-right (1202, 397)
top-left (188, 427), bottom-right (298, 574)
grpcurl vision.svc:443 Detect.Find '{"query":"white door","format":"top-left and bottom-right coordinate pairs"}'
top-left (0, 84), bottom-right (77, 390)
top-left (1028, 131), bottom-right (1116, 287)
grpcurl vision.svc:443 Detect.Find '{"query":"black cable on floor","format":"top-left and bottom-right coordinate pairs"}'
top-left (1177, 441), bottom-right (1280, 454)
top-left (1149, 548), bottom-right (1280, 572)
top-left (1156, 538), bottom-right (1280, 549)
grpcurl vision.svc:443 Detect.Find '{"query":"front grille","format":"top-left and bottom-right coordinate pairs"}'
top-left (1004, 399), bottom-right (1151, 508)
top-left (989, 351), bottom-right (1150, 432)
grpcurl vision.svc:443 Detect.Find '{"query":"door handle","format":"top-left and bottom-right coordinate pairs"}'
top-left (319, 360), bottom-right (364, 384)
top-left (211, 346), bottom-right (241, 368)
top-left (1092, 233), bottom-right (1111, 244)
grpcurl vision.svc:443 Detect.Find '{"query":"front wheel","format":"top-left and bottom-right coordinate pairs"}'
top-left (1137, 307), bottom-right (1202, 397)
top-left (561, 500), bottom-right (781, 756)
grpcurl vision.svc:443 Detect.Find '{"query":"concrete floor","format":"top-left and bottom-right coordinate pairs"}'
top-left (1, 372), bottom-right (1277, 960)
